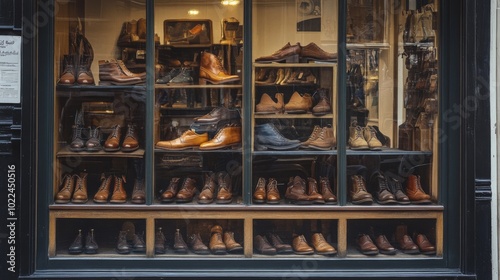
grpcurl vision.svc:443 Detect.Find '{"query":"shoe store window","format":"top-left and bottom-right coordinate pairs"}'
top-left (38, 0), bottom-right (461, 276)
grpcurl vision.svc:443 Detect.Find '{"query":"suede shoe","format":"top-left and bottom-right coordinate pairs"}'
top-left (308, 126), bottom-right (336, 150)
top-left (364, 126), bottom-right (383, 150)
top-left (301, 125), bottom-right (322, 148)
top-left (255, 93), bottom-right (284, 114)
top-left (349, 122), bottom-right (369, 150)
top-left (284, 91), bottom-right (313, 113)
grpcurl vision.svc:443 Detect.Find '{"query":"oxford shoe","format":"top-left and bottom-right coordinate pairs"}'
top-left (110, 175), bottom-right (127, 203)
top-left (266, 178), bottom-right (281, 204)
top-left (176, 177), bottom-right (197, 203)
top-left (267, 232), bottom-right (292, 254)
top-left (224, 231), bottom-right (243, 253)
top-left (300, 42), bottom-right (337, 61)
top-left (253, 177), bottom-right (267, 204)
top-left (307, 177), bottom-right (324, 204)
top-left (374, 235), bottom-right (396, 255)
top-left (415, 234), bottom-right (436, 255)
top-left (350, 175), bottom-right (373, 204)
top-left (156, 130), bottom-right (208, 150)
top-left (254, 235), bottom-right (276, 255)
top-left (311, 233), bottom-right (337, 255)
top-left (69, 125), bottom-right (86, 152)
top-left (292, 235), bottom-right (314, 255)
top-left (255, 42), bottom-right (301, 62)
top-left (93, 173), bottom-right (113, 203)
top-left (72, 173), bottom-right (88, 204)
top-left (161, 177), bottom-right (180, 203)
top-left (357, 234), bottom-right (378, 255)
top-left (199, 124), bottom-right (241, 150)
top-left (216, 172), bottom-right (232, 204)
top-left (398, 234), bottom-right (420, 254)
top-left (199, 51), bottom-right (240, 85)
top-left (198, 173), bottom-right (216, 204)
top-left (55, 174), bottom-right (75, 204)
top-left (406, 175), bottom-right (432, 204)
top-left (122, 124), bottom-right (139, 152)
top-left (284, 91), bottom-right (313, 114)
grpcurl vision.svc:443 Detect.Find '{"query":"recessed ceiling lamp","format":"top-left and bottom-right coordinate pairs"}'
top-left (221, 0), bottom-right (240, 5)
top-left (188, 9), bottom-right (199, 15)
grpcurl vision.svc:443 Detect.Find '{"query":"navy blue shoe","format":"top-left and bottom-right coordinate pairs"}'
top-left (255, 123), bottom-right (301, 150)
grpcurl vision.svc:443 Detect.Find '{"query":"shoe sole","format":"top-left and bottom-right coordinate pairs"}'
top-left (377, 199), bottom-right (397, 205)
top-left (410, 200), bottom-right (432, 204)
top-left (71, 199), bottom-right (88, 204)
top-left (197, 199), bottom-right (213, 204)
top-left (351, 199), bottom-right (373, 205)
top-left (293, 250), bottom-right (314, 255)
top-left (121, 147), bottom-right (139, 152)
top-left (216, 199), bottom-right (232, 204)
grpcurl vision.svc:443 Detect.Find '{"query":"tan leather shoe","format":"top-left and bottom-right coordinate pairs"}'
top-left (209, 231), bottom-right (227, 255)
top-left (363, 126), bottom-right (383, 150)
top-left (406, 175), bottom-right (431, 204)
top-left (312, 88), bottom-right (332, 115)
top-left (93, 173), bottom-right (112, 203)
top-left (350, 175), bottom-right (373, 204)
top-left (110, 175), bottom-right (127, 203)
top-left (176, 177), bottom-right (197, 203)
top-left (98, 60), bottom-right (142, 85)
top-left (72, 173), bottom-right (88, 204)
top-left (161, 177), bottom-right (180, 203)
top-left (349, 122), bottom-right (369, 150)
top-left (284, 92), bottom-right (313, 113)
top-left (319, 176), bottom-right (337, 204)
top-left (199, 51), bottom-right (240, 84)
top-left (307, 177), bottom-right (324, 204)
top-left (311, 233), bottom-right (337, 255)
top-left (255, 93), bottom-right (284, 114)
top-left (253, 177), bottom-right (266, 204)
top-left (199, 124), bottom-right (241, 150)
top-left (285, 176), bottom-right (312, 204)
top-left (308, 126), bottom-right (336, 150)
top-left (301, 125), bottom-right (322, 148)
top-left (300, 42), bottom-right (337, 61)
top-left (357, 234), bottom-right (379, 255)
top-left (55, 174), bottom-right (75, 204)
top-left (104, 124), bottom-right (121, 152)
top-left (216, 172), bottom-right (232, 204)
top-left (122, 124), bottom-right (139, 152)
top-left (198, 173), bottom-right (216, 204)
top-left (292, 235), bottom-right (314, 255)
top-left (156, 130), bottom-right (208, 150)
top-left (224, 232), bottom-right (243, 253)
top-left (255, 42), bottom-right (301, 62)
top-left (266, 178), bottom-right (281, 204)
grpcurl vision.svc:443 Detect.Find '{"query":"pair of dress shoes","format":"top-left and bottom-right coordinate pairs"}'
top-left (198, 172), bottom-right (234, 204)
top-left (255, 68), bottom-right (317, 85)
top-left (254, 233), bottom-right (293, 255)
top-left (54, 173), bottom-right (89, 204)
top-left (253, 177), bottom-right (281, 204)
top-left (104, 124), bottom-right (139, 152)
top-left (255, 42), bottom-right (337, 62)
top-left (285, 176), bottom-right (337, 205)
top-left (357, 234), bottom-right (396, 255)
top-left (68, 229), bottom-right (98, 254)
top-left (156, 124), bottom-right (241, 151)
top-left (292, 233), bottom-right (337, 255)
top-left (116, 230), bottom-right (145, 254)
top-left (92, 173), bottom-right (129, 204)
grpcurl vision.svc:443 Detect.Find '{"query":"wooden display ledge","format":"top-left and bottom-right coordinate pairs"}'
top-left (56, 147), bottom-right (145, 158)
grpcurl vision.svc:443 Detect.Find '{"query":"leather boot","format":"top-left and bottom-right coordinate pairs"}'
top-left (350, 175), bottom-right (373, 204)
top-left (76, 55), bottom-right (94, 85)
top-left (55, 174), bottom-right (75, 204)
top-left (255, 93), bottom-right (284, 114)
top-left (98, 60), bottom-right (142, 85)
top-left (85, 127), bottom-right (102, 152)
top-left (216, 172), bottom-right (232, 204)
top-left (267, 232), bottom-right (292, 254)
top-left (104, 124), bottom-right (121, 152)
top-left (308, 126), bottom-right (336, 150)
top-left (395, 225), bottom-right (419, 254)
top-left (173, 228), bottom-right (188, 253)
top-left (198, 173), bottom-right (216, 204)
top-left (301, 125), bottom-right (322, 148)
top-left (312, 88), bottom-right (332, 115)
top-left (110, 175), bottom-right (127, 203)
top-left (199, 51), bottom-right (240, 85)
top-left (266, 178), bottom-right (281, 204)
top-left (370, 171), bottom-right (396, 205)
top-left (209, 225), bottom-right (227, 254)
top-left (68, 229), bottom-right (83, 254)
top-left (307, 177), bottom-right (324, 204)
top-left (58, 55), bottom-right (76, 85)
top-left (69, 125), bottom-right (86, 152)
top-left (84, 229), bottom-right (98, 254)
top-left (116, 230), bottom-right (131, 254)
top-left (131, 178), bottom-right (145, 204)
top-left (122, 124), bottom-right (139, 152)
top-left (93, 173), bottom-right (112, 203)
top-left (406, 175), bottom-right (431, 204)
top-left (389, 177), bottom-right (410, 205)
top-left (136, 18), bottom-right (146, 40)
top-left (292, 235), bottom-right (314, 255)
top-left (253, 177), bottom-right (266, 204)
top-left (132, 232), bottom-right (146, 252)
top-left (189, 233), bottom-right (210, 255)
top-left (155, 227), bottom-right (167, 254)
top-left (364, 126), bottom-right (383, 150)
top-left (199, 124), bottom-right (241, 150)
top-left (254, 235), bottom-right (276, 255)
top-left (349, 122), bottom-right (369, 150)
top-left (311, 233), bottom-right (337, 255)
top-left (176, 177), bottom-right (197, 203)
top-left (255, 123), bottom-right (301, 150)
top-left (72, 172), bottom-right (88, 204)
top-left (161, 177), bottom-right (180, 203)
top-left (284, 91), bottom-right (313, 113)
top-left (319, 176), bottom-right (337, 204)
top-left (285, 176), bottom-right (312, 204)
top-left (223, 231), bottom-right (243, 253)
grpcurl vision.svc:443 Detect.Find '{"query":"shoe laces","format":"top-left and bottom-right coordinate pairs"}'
top-left (354, 176), bottom-right (368, 191)
top-left (97, 176), bottom-right (111, 191)
top-left (74, 174), bottom-right (86, 191)
top-left (306, 126), bottom-right (321, 141)
top-left (378, 176), bottom-right (389, 191)
top-left (315, 233), bottom-right (326, 242)
top-left (89, 127), bottom-right (101, 138)
top-left (72, 126), bottom-right (83, 140)
top-left (267, 179), bottom-right (278, 192)
top-left (114, 176), bottom-right (125, 192)
top-left (126, 125), bottom-right (136, 138)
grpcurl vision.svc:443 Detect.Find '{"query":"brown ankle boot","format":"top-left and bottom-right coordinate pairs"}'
top-left (199, 51), bottom-right (240, 85)
top-left (110, 175), bottom-right (127, 203)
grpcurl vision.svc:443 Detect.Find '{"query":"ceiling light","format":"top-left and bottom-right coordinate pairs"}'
top-left (221, 0), bottom-right (240, 5)
top-left (188, 9), bottom-right (199, 15)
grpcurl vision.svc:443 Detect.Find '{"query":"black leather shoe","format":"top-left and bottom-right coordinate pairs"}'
top-left (132, 232), bottom-right (146, 253)
top-left (85, 127), bottom-right (102, 152)
top-left (68, 229), bottom-right (83, 254)
top-left (255, 123), bottom-right (301, 150)
top-left (193, 106), bottom-right (239, 123)
top-left (116, 230), bottom-right (131, 254)
top-left (84, 229), bottom-right (98, 254)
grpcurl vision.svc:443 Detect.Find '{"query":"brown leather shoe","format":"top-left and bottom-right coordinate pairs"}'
top-left (284, 92), bottom-right (313, 113)
top-left (374, 235), bottom-right (396, 255)
top-left (93, 173), bottom-right (112, 203)
top-left (308, 126), bottom-right (336, 150)
top-left (307, 177), bottom-right (324, 204)
top-left (117, 60), bottom-right (146, 81)
top-left (253, 177), bottom-right (266, 204)
top-left (156, 130), bottom-right (208, 150)
top-left (224, 232), bottom-right (243, 253)
top-left (136, 18), bottom-right (146, 40)
top-left (72, 173), bottom-right (88, 204)
top-left (161, 177), bottom-right (180, 203)
top-left (255, 42), bottom-right (301, 62)
top-left (104, 125), bottom-right (121, 152)
top-left (406, 175), bottom-right (431, 204)
top-left (110, 175), bottom-right (127, 203)
top-left (131, 178), bottom-right (145, 204)
top-left (350, 175), bottom-right (373, 204)
top-left (414, 234), bottom-right (436, 255)
top-left (300, 42), bottom-right (337, 61)
top-left (312, 88), bottom-right (332, 115)
top-left (319, 176), bottom-right (337, 204)
top-left (209, 231), bottom-right (227, 255)
top-left (189, 233), bottom-right (210, 255)
top-left (193, 106), bottom-right (239, 123)
top-left (285, 176), bottom-right (312, 204)
top-left (199, 124), bottom-right (241, 150)
top-left (311, 233), bottom-right (337, 255)
top-left (216, 172), bottom-right (232, 204)
top-left (254, 235), bottom-right (276, 255)
top-left (176, 177), bottom-right (197, 203)
top-left (266, 178), bottom-right (281, 204)
top-left (301, 125), bottom-right (322, 148)
top-left (357, 234), bottom-right (379, 255)
top-left (198, 173), bottom-right (216, 204)
top-left (389, 177), bottom-right (411, 205)
top-left (122, 124), bottom-right (139, 152)
top-left (199, 51), bottom-right (240, 85)
top-left (155, 227), bottom-right (167, 254)
top-left (98, 60), bottom-right (142, 85)
top-left (173, 228), bottom-right (188, 253)
top-left (292, 235), bottom-right (314, 255)
top-left (55, 174), bottom-right (75, 204)
top-left (256, 68), bottom-right (277, 84)
top-left (267, 233), bottom-right (292, 254)
top-left (395, 225), bottom-right (419, 254)
top-left (256, 93), bottom-right (284, 114)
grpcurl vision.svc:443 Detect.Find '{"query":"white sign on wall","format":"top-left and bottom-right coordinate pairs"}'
top-left (0, 35), bottom-right (21, 104)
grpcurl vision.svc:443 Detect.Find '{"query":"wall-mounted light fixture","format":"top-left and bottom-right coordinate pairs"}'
top-left (221, 0), bottom-right (240, 6)
top-left (188, 9), bottom-right (199, 15)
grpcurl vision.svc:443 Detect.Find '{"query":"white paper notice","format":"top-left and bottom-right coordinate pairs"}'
top-left (0, 36), bottom-right (21, 104)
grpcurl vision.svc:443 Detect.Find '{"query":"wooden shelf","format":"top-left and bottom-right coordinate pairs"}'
top-left (155, 84), bottom-right (242, 89)
top-left (254, 113), bottom-right (334, 119)
top-left (56, 147), bottom-right (145, 158)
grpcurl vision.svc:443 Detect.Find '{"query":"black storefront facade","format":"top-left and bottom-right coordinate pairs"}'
top-left (0, 0), bottom-right (494, 279)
